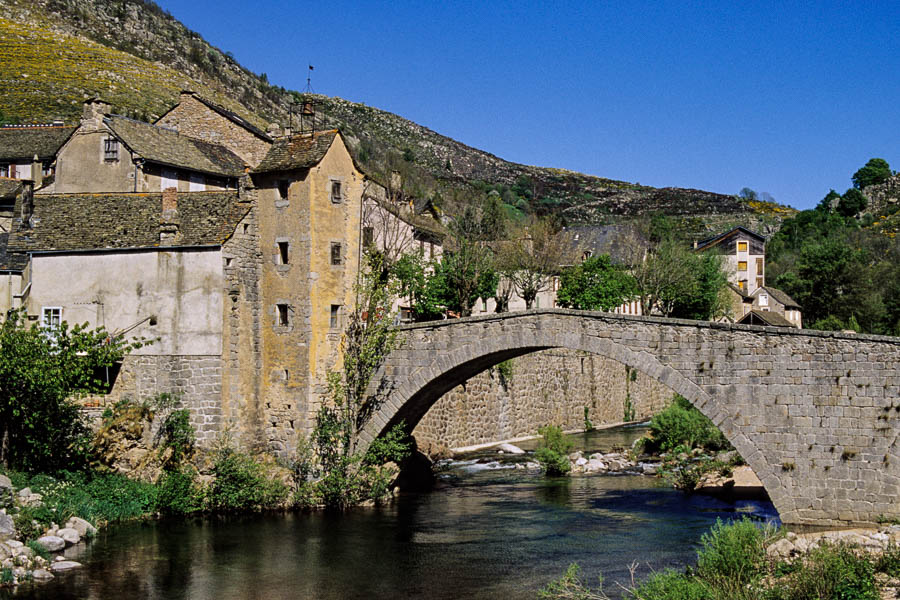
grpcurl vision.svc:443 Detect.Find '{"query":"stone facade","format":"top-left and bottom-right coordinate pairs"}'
top-left (97, 354), bottom-right (223, 442)
top-left (156, 92), bottom-right (272, 167)
top-left (362, 309), bottom-right (900, 527)
top-left (414, 348), bottom-right (673, 449)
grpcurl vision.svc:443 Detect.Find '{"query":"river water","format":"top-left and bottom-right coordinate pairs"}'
top-left (7, 426), bottom-right (777, 600)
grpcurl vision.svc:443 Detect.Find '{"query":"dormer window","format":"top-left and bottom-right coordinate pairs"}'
top-left (104, 137), bottom-right (119, 162)
top-left (331, 180), bottom-right (342, 203)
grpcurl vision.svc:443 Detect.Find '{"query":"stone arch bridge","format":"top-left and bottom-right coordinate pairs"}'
top-left (360, 309), bottom-right (900, 527)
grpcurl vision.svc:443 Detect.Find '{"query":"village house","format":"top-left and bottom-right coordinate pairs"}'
top-left (0, 122), bottom-right (76, 186)
top-left (42, 100), bottom-right (246, 194)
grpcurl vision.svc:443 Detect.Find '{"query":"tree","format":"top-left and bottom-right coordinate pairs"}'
top-left (439, 205), bottom-right (499, 316)
top-left (852, 158), bottom-right (892, 190)
top-left (837, 188), bottom-right (868, 217)
top-left (669, 252), bottom-right (731, 321)
top-left (738, 187), bottom-right (758, 201)
top-left (392, 250), bottom-right (446, 321)
top-left (556, 255), bottom-right (636, 311)
top-left (0, 310), bottom-right (143, 471)
top-left (816, 189), bottom-right (842, 212)
top-left (506, 217), bottom-right (568, 310)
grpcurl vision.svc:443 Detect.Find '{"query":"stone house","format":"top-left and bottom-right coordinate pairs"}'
top-left (0, 121), bottom-right (382, 452)
top-left (695, 226), bottom-right (766, 294)
top-left (155, 90), bottom-right (273, 167)
top-left (731, 285), bottom-right (803, 328)
top-left (0, 123), bottom-right (76, 186)
top-left (42, 99), bottom-right (246, 194)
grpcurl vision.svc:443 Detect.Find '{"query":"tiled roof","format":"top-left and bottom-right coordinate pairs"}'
top-left (696, 226), bottom-right (765, 251)
top-left (105, 115), bottom-right (245, 177)
top-left (8, 191), bottom-right (250, 253)
top-left (251, 130), bottom-right (337, 173)
top-left (560, 224), bottom-right (641, 265)
top-left (761, 286), bottom-right (801, 310)
top-left (738, 309), bottom-right (796, 328)
top-left (0, 125), bottom-right (76, 162)
top-left (0, 178), bottom-right (22, 202)
top-left (0, 232), bottom-right (27, 272)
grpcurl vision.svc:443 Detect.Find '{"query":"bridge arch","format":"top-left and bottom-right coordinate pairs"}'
top-left (359, 309), bottom-right (900, 527)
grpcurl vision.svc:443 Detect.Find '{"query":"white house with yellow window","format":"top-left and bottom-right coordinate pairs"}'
top-left (695, 226), bottom-right (766, 294)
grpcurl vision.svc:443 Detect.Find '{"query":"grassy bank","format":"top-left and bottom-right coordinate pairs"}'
top-left (540, 517), bottom-right (900, 600)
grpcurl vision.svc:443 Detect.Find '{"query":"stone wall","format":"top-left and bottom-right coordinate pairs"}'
top-left (157, 93), bottom-right (271, 167)
top-left (414, 348), bottom-right (673, 449)
top-left (101, 354), bottom-right (223, 442)
top-left (362, 309), bottom-right (900, 526)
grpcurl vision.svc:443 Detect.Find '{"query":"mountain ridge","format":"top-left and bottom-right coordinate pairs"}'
top-left (0, 0), bottom-right (795, 237)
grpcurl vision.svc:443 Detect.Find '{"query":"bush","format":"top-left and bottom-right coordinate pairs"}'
top-left (768, 543), bottom-right (877, 600)
top-left (876, 543), bottom-right (900, 577)
top-left (207, 447), bottom-right (288, 513)
top-left (696, 517), bottom-right (772, 586)
top-left (156, 467), bottom-right (204, 516)
top-left (535, 425), bottom-right (573, 477)
top-left (44, 471), bottom-right (158, 525)
top-left (630, 569), bottom-right (712, 600)
top-left (539, 563), bottom-right (607, 600)
top-left (157, 408), bottom-right (195, 466)
top-left (648, 396), bottom-right (731, 453)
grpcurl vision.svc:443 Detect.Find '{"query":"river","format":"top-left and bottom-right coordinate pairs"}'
top-left (6, 426), bottom-right (777, 600)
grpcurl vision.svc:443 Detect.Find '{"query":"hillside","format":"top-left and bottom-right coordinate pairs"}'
top-left (0, 0), bottom-right (795, 236)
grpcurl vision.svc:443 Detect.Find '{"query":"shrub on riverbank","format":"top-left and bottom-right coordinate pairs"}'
top-left (535, 425), bottom-right (574, 476)
top-left (207, 446), bottom-right (289, 513)
top-left (645, 395), bottom-right (731, 454)
top-left (540, 518), bottom-right (890, 600)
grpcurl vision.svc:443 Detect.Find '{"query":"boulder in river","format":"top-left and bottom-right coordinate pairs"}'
top-left (65, 517), bottom-right (97, 538)
top-left (57, 528), bottom-right (80, 546)
top-left (50, 560), bottom-right (82, 572)
top-left (36, 535), bottom-right (65, 553)
top-left (32, 569), bottom-right (54, 581)
top-left (497, 443), bottom-right (525, 455)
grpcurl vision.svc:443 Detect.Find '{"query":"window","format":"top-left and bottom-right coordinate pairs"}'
top-left (276, 304), bottom-right (289, 326)
top-left (330, 304), bottom-right (341, 329)
top-left (331, 180), bottom-right (342, 203)
top-left (759, 293), bottom-right (768, 307)
top-left (756, 277), bottom-right (764, 290)
top-left (278, 241), bottom-right (289, 265)
top-left (363, 226), bottom-right (374, 248)
top-left (582, 250), bottom-right (593, 261)
top-left (756, 257), bottom-right (764, 273)
top-left (41, 307), bottom-right (62, 329)
top-left (278, 179), bottom-right (290, 200)
top-left (104, 137), bottom-right (119, 162)
top-left (0, 164), bottom-right (8, 177)
top-left (330, 242), bottom-right (342, 265)
top-left (737, 241), bottom-right (748, 253)
top-left (738, 280), bottom-right (746, 291)
top-left (738, 261), bottom-right (748, 271)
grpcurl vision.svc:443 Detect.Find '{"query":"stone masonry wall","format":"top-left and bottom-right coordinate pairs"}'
top-left (362, 310), bottom-right (900, 526)
top-left (157, 94), bottom-right (271, 167)
top-left (414, 348), bottom-right (673, 449)
top-left (101, 354), bottom-right (223, 442)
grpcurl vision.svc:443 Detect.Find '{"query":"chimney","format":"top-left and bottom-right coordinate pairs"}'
top-left (31, 154), bottom-right (42, 189)
top-left (160, 187), bottom-right (179, 244)
top-left (81, 98), bottom-right (111, 130)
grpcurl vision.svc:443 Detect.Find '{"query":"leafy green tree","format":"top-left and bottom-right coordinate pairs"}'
top-left (439, 205), bottom-right (499, 316)
top-left (838, 188), bottom-right (868, 217)
top-left (738, 187), bottom-right (758, 201)
top-left (392, 251), bottom-right (445, 321)
top-left (852, 158), bottom-right (892, 190)
top-left (0, 310), bottom-right (143, 472)
top-left (555, 255), bottom-right (637, 311)
top-left (816, 189), bottom-right (842, 212)
top-left (669, 252), bottom-right (730, 321)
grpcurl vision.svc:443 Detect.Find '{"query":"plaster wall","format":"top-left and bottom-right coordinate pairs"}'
top-left (27, 249), bottom-right (223, 355)
top-left (51, 129), bottom-right (135, 193)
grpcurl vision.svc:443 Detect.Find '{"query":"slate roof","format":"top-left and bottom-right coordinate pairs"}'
top-left (0, 125), bottom-right (76, 162)
top-left (559, 224), bottom-right (640, 265)
top-left (760, 286), bottom-right (801, 310)
top-left (695, 226), bottom-right (765, 252)
top-left (738, 310), bottom-right (796, 328)
top-left (0, 178), bottom-right (22, 202)
top-left (104, 115), bottom-right (245, 177)
top-left (8, 191), bottom-right (250, 253)
top-left (0, 233), bottom-right (27, 272)
top-left (252, 130), bottom-right (338, 173)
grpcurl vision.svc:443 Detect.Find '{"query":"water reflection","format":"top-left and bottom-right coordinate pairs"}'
top-left (6, 427), bottom-right (777, 600)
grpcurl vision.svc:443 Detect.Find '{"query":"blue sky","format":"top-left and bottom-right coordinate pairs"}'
top-left (158, 1), bottom-right (900, 209)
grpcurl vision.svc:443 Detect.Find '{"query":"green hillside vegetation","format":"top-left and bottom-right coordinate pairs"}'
top-left (0, 0), bottom-right (793, 235)
top-left (767, 159), bottom-right (900, 336)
